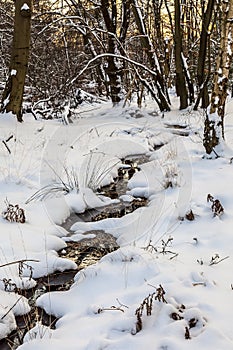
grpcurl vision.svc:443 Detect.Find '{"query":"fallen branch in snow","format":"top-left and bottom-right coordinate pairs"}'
top-left (169, 253), bottom-right (179, 260)
top-left (97, 298), bottom-right (130, 314)
top-left (197, 254), bottom-right (229, 266)
top-left (192, 282), bottom-right (206, 287)
top-left (0, 259), bottom-right (39, 269)
top-left (209, 254), bottom-right (229, 266)
top-left (97, 306), bottom-right (125, 313)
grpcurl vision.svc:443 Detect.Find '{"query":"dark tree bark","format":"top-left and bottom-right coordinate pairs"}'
top-left (174, 0), bottom-right (188, 109)
top-left (1, 0), bottom-right (32, 122)
top-left (100, 0), bottom-right (122, 105)
top-left (195, 0), bottom-right (215, 110)
top-left (119, 0), bottom-right (131, 47)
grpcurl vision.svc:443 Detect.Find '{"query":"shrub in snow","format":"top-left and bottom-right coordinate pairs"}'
top-left (207, 194), bottom-right (224, 217)
top-left (162, 162), bottom-right (179, 189)
top-left (134, 284), bottom-right (167, 334)
top-left (133, 285), bottom-right (207, 340)
top-left (185, 209), bottom-right (195, 221)
top-left (2, 201), bottom-right (26, 223)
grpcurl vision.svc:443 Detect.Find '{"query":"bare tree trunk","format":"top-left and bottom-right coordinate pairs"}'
top-left (1, 0), bottom-right (32, 122)
top-left (195, 0), bottom-right (215, 110)
top-left (100, 0), bottom-right (122, 105)
top-left (131, 0), bottom-right (171, 111)
top-left (203, 0), bottom-right (233, 156)
top-left (174, 0), bottom-right (188, 109)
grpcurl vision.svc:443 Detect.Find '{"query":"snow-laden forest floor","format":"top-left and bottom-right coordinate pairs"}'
top-left (0, 96), bottom-right (233, 349)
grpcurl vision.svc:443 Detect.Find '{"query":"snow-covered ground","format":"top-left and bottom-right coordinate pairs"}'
top-left (0, 97), bottom-right (233, 349)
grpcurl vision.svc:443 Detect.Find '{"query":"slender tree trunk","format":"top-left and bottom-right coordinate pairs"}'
top-left (195, 0), bottom-right (215, 110)
top-left (174, 0), bottom-right (188, 109)
top-left (119, 0), bottom-right (131, 47)
top-left (203, 0), bottom-right (233, 155)
top-left (1, 0), bottom-right (32, 122)
top-left (100, 0), bottom-right (122, 105)
top-left (131, 0), bottom-right (171, 111)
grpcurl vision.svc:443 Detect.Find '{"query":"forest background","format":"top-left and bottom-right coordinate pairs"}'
top-left (0, 0), bottom-right (233, 157)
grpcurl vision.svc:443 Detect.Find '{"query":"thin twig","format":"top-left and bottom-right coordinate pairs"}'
top-left (1, 296), bottom-right (23, 320)
top-left (192, 282), bottom-right (206, 286)
top-left (1, 135), bottom-right (13, 154)
top-left (209, 255), bottom-right (229, 266)
top-left (0, 259), bottom-right (39, 268)
top-left (98, 306), bottom-right (125, 313)
top-left (2, 141), bottom-right (11, 154)
top-left (169, 253), bottom-right (179, 260)
top-left (116, 298), bottom-right (129, 309)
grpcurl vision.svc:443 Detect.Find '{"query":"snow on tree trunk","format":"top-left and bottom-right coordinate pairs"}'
top-left (1, 0), bottom-right (32, 122)
top-left (203, 0), bottom-right (233, 156)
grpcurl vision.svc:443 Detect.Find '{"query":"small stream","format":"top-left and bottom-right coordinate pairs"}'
top-left (59, 155), bottom-right (149, 266)
top-left (1, 154), bottom-right (150, 349)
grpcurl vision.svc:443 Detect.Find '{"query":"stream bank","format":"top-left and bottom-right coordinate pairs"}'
top-left (1, 154), bottom-right (150, 349)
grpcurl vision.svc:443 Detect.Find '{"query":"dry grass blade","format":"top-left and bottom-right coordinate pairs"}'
top-left (25, 183), bottom-right (72, 204)
top-left (1, 296), bottom-right (23, 320)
